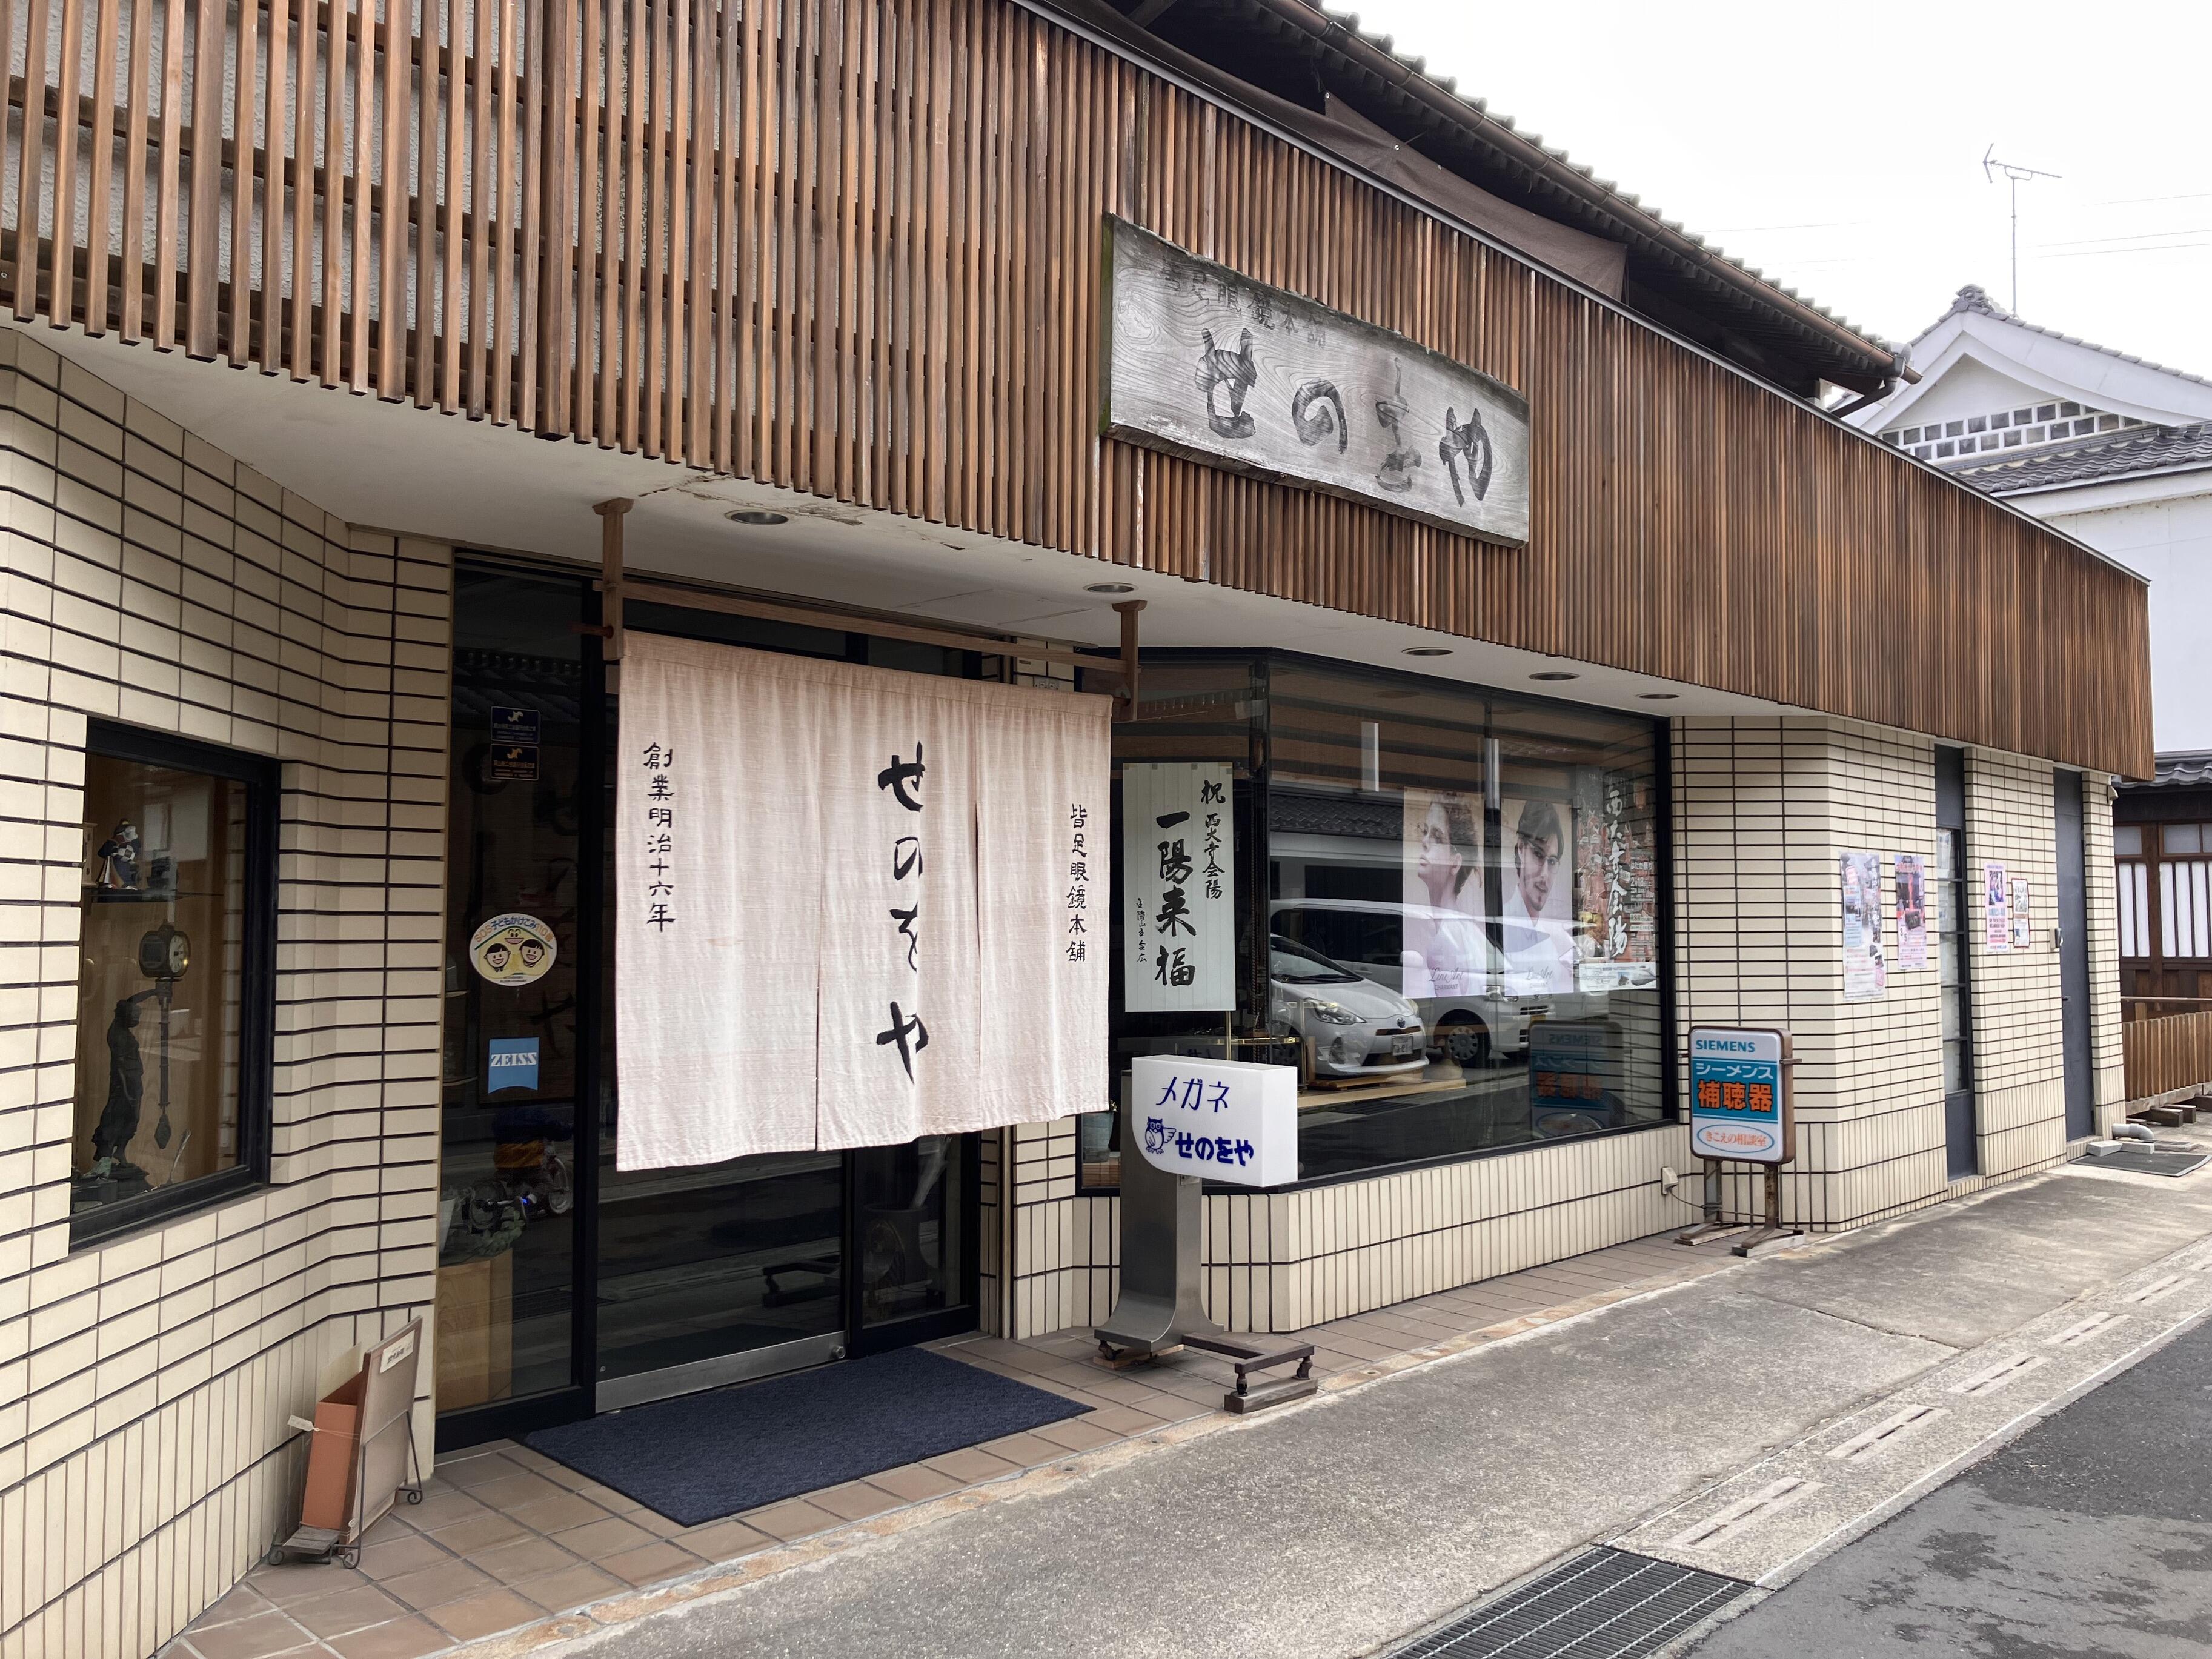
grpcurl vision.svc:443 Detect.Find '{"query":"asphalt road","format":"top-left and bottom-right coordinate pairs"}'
top-left (1685, 1314), bottom-right (2212, 1659)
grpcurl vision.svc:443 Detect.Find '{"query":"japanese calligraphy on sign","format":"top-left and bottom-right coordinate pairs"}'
top-left (614, 633), bottom-right (1111, 1171)
top-left (1102, 216), bottom-right (1531, 545)
top-left (1687, 1026), bottom-right (1792, 1165)
top-left (1123, 761), bottom-right (1235, 1012)
top-left (1130, 1054), bottom-right (1298, 1189)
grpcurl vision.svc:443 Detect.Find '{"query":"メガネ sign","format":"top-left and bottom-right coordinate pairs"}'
top-left (1131, 1055), bottom-right (1297, 1189)
top-left (1103, 216), bottom-right (1530, 545)
top-left (1687, 1025), bottom-right (1792, 1164)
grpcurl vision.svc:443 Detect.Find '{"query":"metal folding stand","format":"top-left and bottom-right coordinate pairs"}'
top-left (1094, 1078), bottom-right (1317, 1415)
top-left (1675, 1158), bottom-right (1801, 1256)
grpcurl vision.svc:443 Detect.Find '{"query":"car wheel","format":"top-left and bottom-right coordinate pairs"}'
top-left (1437, 1016), bottom-right (1490, 1069)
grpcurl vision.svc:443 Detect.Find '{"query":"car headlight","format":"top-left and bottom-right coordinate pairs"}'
top-left (1306, 1000), bottom-right (1365, 1026)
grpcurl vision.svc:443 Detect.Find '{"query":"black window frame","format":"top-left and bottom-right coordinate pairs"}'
top-left (1083, 647), bottom-right (1679, 1195)
top-left (69, 720), bottom-right (281, 1249)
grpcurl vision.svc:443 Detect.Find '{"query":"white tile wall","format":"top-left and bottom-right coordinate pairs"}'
top-left (1007, 714), bottom-right (2123, 1338)
top-left (0, 331), bottom-right (451, 1659)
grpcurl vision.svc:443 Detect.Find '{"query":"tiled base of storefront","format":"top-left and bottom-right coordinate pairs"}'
top-left (161, 1234), bottom-right (1725, 1659)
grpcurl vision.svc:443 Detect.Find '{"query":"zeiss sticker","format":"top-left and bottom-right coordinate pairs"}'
top-left (488, 1038), bottom-right (540, 1094)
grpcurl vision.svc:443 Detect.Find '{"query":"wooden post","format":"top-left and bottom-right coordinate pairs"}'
top-left (1114, 599), bottom-right (1145, 715)
top-left (593, 499), bottom-right (634, 660)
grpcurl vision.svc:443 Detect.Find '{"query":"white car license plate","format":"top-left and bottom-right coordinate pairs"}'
top-left (1391, 1035), bottom-right (1418, 1057)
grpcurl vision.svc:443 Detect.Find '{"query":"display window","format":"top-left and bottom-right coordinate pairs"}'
top-left (1081, 655), bottom-right (1671, 1191)
top-left (69, 724), bottom-right (277, 1243)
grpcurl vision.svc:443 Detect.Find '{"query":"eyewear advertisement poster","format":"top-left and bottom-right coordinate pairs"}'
top-left (1401, 788), bottom-right (1487, 997)
top-left (1893, 854), bottom-right (1928, 971)
top-left (1123, 762), bottom-right (1235, 1012)
top-left (1501, 796), bottom-right (1576, 993)
top-left (1132, 1054), bottom-right (1298, 1189)
top-left (614, 633), bottom-right (1111, 1169)
top-left (1839, 850), bottom-right (1887, 1001)
top-left (1984, 863), bottom-right (2011, 952)
top-left (2010, 878), bottom-right (2033, 950)
top-left (1688, 1025), bottom-right (1792, 1163)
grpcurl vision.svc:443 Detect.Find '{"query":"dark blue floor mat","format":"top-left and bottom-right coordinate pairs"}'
top-left (525, 1345), bottom-right (1091, 1525)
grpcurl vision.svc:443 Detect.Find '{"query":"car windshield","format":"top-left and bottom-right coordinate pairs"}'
top-left (1269, 934), bottom-right (1361, 985)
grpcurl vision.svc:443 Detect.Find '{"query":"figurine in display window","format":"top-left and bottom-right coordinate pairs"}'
top-left (95, 819), bottom-right (142, 895)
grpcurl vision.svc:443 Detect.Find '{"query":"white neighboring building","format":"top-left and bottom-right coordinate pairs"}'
top-left (1850, 285), bottom-right (2212, 753)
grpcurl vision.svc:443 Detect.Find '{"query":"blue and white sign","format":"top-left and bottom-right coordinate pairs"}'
top-left (1131, 1054), bottom-right (1297, 1189)
top-left (1688, 1026), bottom-right (1791, 1163)
top-left (488, 1038), bottom-right (540, 1094)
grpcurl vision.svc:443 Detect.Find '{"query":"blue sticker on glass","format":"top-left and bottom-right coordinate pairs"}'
top-left (491, 706), bottom-right (541, 746)
top-left (488, 1038), bottom-right (540, 1094)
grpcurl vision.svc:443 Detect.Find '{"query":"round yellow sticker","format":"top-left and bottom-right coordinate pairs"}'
top-left (469, 913), bottom-right (557, 986)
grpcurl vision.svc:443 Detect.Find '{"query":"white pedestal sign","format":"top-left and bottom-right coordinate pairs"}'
top-left (1130, 1055), bottom-right (1297, 1189)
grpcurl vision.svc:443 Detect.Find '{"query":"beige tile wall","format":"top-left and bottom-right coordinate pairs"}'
top-left (0, 331), bottom-right (451, 1659)
top-left (1005, 714), bottom-right (2121, 1338)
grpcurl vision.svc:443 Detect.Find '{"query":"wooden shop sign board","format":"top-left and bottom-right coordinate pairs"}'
top-left (1101, 216), bottom-right (1531, 546)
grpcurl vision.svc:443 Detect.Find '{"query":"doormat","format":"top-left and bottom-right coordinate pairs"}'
top-left (2074, 1149), bottom-right (2210, 1178)
top-left (525, 1345), bottom-right (1091, 1525)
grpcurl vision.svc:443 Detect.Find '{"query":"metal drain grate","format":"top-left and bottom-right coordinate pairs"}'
top-left (2076, 1149), bottom-right (2208, 1177)
top-left (1387, 1547), bottom-right (1753, 1659)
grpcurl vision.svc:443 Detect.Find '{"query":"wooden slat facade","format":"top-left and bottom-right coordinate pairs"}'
top-left (0, 0), bottom-right (2153, 774)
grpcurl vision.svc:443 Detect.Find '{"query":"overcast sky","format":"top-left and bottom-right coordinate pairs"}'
top-left (1345, 1), bottom-right (2212, 378)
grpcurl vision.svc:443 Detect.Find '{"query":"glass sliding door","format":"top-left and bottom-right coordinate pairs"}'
top-left (438, 567), bottom-right (594, 1441)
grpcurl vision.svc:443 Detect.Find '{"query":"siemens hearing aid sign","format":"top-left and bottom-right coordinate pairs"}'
top-left (1101, 216), bottom-right (1530, 546)
top-left (1688, 1026), bottom-right (1793, 1164)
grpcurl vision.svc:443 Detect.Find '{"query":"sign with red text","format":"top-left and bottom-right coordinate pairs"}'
top-left (1688, 1026), bottom-right (1793, 1164)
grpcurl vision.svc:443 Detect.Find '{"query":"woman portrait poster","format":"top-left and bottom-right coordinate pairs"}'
top-left (1400, 790), bottom-right (1486, 997)
top-left (1500, 797), bottom-right (1577, 992)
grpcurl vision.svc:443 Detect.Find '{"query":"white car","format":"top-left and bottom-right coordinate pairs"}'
top-left (1269, 899), bottom-right (1558, 1068)
top-left (1267, 935), bottom-right (1428, 1079)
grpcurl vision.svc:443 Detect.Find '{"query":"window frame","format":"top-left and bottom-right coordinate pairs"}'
top-left (70, 720), bottom-right (281, 1249)
top-left (1083, 648), bottom-right (1678, 1195)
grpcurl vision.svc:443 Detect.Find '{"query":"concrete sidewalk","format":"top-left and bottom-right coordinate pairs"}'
top-left (537, 1160), bottom-right (2212, 1659)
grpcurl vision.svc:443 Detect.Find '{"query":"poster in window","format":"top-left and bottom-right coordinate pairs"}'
top-left (1839, 851), bottom-right (1886, 1001)
top-left (1893, 853), bottom-right (1928, 971)
top-left (1983, 863), bottom-right (2010, 951)
top-left (2010, 877), bottom-right (2033, 951)
top-left (1123, 762), bottom-right (1234, 1012)
top-left (1571, 768), bottom-right (1659, 989)
top-left (1500, 797), bottom-right (1576, 993)
top-left (1400, 788), bottom-right (1487, 999)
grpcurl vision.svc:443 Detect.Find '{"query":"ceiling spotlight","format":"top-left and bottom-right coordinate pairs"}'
top-left (726, 509), bottom-right (789, 526)
top-left (1530, 670), bottom-right (1579, 682)
top-left (1638, 691), bottom-right (1680, 701)
top-left (1084, 582), bottom-right (1136, 594)
top-left (1403, 646), bottom-right (1452, 657)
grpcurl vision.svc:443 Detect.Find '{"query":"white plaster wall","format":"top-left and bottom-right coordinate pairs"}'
top-left (2036, 491), bottom-right (2212, 754)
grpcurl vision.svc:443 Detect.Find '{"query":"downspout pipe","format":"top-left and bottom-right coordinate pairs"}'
top-left (2110, 1122), bottom-right (2157, 1146)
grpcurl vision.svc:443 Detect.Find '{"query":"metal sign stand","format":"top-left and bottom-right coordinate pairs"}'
top-left (1094, 1077), bottom-right (1315, 1414)
top-left (1675, 1157), bottom-right (1800, 1254)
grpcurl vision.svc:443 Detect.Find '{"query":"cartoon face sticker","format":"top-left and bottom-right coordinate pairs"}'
top-left (469, 914), bottom-right (558, 986)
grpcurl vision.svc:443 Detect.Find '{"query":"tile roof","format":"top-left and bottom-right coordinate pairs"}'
top-left (1953, 420), bottom-right (2212, 495)
top-left (2126, 751), bottom-right (2212, 790)
top-left (1250, 3), bottom-right (1901, 365)
top-left (1923, 284), bottom-right (2212, 392)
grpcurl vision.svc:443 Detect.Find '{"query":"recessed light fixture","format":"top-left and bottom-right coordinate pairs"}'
top-left (1638, 691), bottom-right (1680, 702)
top-left (726, 509), bottom-right (789, 526)
top-left (1084, 582), bottom-right (1136, 594)
top-left (1530, 670), bottom-right (1579, 682)
top-left (1403, 646), bottom-right (1452, 657)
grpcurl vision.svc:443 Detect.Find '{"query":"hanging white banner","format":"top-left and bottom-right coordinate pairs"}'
top-left (615, 634), bottom-right (1111, 1169)
top-left (1122, 761), bottom-right (1235, 1012)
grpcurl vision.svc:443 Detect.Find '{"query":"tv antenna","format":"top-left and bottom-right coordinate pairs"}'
top-left (1982, 145), bottom-right (2061, 313)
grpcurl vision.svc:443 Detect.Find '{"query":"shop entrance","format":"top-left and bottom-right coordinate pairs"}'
top-left (436, 562), bottom-right (980, 1449)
